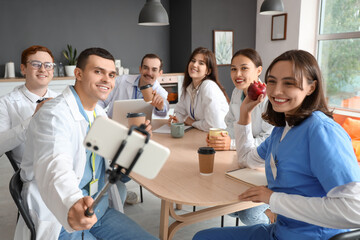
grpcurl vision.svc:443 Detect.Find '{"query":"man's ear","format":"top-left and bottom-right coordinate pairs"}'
top-left (20, 64), bottom-right (26, 76)
top-left (74, 67), bottom-right (82, 81)
top-left (257, 66), bottom-right (263, 77)
top-left (159, 69), bottom-right (163, 76)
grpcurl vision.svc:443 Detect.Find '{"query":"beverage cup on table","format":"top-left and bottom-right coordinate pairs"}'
top-left (197, 147), bottom-right (216, 175)
top-left (209, 128), bottom-right (228, 139)
top-left (127, 112), bottom-right (146, 127)
top-left (140, 84), bottom-right (154, 102)
top-left (171, 123), bottom-right (184, 138)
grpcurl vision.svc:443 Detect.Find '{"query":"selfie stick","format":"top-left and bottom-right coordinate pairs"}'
top-left (85, 124), bottom-right (150, 217)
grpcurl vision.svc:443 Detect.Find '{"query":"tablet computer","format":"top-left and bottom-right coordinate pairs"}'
top-left (84, 116), bottom-right (170, 179)
top-left (112, 99), bottom-right (153, 126)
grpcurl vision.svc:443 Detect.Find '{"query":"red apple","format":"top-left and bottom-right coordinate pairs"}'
top-left (247, 82), bottom-right (266, 101)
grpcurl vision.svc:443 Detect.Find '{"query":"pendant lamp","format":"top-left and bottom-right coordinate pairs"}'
top-left (260, 0), bottom-right (284, 15)
top-left (138, 0), bottom-right (169, 26)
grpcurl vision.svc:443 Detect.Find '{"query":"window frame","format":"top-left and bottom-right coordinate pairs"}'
top-left (315, 0), bottom-right (360, 114)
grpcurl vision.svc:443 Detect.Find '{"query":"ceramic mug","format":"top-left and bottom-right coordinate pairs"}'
top-left (171, 123), bottom-right (185, 138)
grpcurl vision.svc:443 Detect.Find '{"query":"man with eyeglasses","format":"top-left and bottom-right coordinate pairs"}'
top-left (0, 45), bottom-right (58, 168)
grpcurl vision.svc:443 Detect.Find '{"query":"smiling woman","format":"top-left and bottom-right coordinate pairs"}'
top-left (193, 49), bottom-right (360, 240)
top-left (171, 47), bottom-right (229, 132)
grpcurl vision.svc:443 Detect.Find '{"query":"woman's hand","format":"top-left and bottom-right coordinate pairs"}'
top-left (168, 115), bottom-right (179, 125)
top-left (184, 116), bottom-right (195, 126)
top-left (207, 132), bottom-right (231, 150)
top-left (238, 185), bottom-right (273, 204)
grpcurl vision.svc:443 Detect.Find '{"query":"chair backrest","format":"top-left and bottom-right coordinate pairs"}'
top-left (6, 151), bottom-right (19, 172)
top-left (329, 229), bottom-right (360, 240)
top-left (9, 169), bottom-right (36, 240)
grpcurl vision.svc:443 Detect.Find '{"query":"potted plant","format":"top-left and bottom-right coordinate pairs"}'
top-left (62, 44), bottom-right (78, 77)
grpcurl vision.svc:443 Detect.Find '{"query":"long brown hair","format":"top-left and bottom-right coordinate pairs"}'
top-left (182, 47), bottom-right (229, 102)
top-left (262, 50), bottom-right (332, 127)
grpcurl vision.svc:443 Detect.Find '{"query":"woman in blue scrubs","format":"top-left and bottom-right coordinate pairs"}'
top-left (193, 50), bottom-right (360, 240)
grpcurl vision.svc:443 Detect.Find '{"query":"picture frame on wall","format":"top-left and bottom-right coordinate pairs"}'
top-left (271, 13), bottom-right (287, 41)
top-left (213, 30), bottom-right (233, 65)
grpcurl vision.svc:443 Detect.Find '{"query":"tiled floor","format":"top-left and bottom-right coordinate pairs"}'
top-left (0, 154), bottom-right (241, 240)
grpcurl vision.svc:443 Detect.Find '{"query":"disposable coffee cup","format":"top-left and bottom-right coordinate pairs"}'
top-left (140, 84), bottom-right (154, 102)
top-left (197, 147), bottom-right (216, 175)
top-left (209, 128), bottom-right (228, 139)
top-left (127, 112), bottom-right (146, 127)
top-left (171, 122), bottom-right (184, 138)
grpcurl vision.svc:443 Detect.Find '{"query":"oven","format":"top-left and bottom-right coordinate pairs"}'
top-left (158, 73), bottom-right (184, 106)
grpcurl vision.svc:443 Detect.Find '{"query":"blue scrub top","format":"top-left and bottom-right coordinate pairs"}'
top-left (257, 111), bottom-right (360, 240)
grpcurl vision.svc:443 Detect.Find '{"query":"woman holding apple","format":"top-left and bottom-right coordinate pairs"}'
top-left (193, 50), bottom-right (360, 240)
top-left (168, 47), bottom-right (229, 131)
top-left (207, 48), bottom-right (275, 226)
top-left (207, 48), bottom-right (273, 151)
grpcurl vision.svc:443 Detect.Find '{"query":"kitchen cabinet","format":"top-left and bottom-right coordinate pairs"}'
top-left (0, 77), bottom-right (75, 97)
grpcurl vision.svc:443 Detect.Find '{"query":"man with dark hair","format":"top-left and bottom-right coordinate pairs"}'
top-left (99, 53), bottom-right (169, 118)
top-left (0, 45), bottom-right (58, 167)
top-left (17, 48), bottom-right (157, 240)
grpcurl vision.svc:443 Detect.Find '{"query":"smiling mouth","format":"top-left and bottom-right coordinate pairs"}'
top-left (273, 97), bottom-right (288, 103)
top-left (37, 75), bottom-right (48, 78)
top-left (97, 85), bottom-right (110, 90)
top-left (235, 79), bottom-right (244, 83)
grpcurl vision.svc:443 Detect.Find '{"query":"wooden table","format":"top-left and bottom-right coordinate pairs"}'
top-left (130, 128), bottom-right (261, 240)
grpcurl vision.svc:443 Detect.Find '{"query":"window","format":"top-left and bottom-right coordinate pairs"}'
top-left (317, 0), bottom-right (360, 111)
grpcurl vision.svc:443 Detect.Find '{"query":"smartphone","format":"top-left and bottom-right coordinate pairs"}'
top-left (84, 116), bottom-right (170, 179)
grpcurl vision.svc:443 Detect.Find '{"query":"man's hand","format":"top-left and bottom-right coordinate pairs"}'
top-left (207, 133), bottom-right (231, 150)
top-left (238, 186), bottom-right (273, 204)
top-left (144, 119), bottom-right (152, 137)
top-left (68, 197), bottom-right (97, 231)
top-left (151, 90), bottom-right (164, 110)
top-left (33, 98), bottom-right (52, 116)
top-left (184, 116), bottom-right (195, 126)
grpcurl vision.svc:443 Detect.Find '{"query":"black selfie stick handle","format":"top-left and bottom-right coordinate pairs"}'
top-left (85, 167), bottom-right (122, 217)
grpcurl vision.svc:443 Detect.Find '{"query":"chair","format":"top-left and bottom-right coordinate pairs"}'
top-left (9, 169), bottom-right (36, 240)
top-left (6, 151), bottom-right (19, 172)
top-left (329, 229), bottom-right (360, 240)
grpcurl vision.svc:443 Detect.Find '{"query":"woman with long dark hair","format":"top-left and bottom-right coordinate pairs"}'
top-left (193, 50), bottom-right (360, 240)
top-left (169, 47), bottom-right (229, 131)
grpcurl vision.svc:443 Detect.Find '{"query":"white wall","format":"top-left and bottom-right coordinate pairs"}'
top-left (256, 0), bottom-right (318, 80)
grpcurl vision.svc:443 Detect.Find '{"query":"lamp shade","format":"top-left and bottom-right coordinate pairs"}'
top-left (138, 0), bottom-right (169, 26)
top-left (260, 0), bottom-right (284, 15)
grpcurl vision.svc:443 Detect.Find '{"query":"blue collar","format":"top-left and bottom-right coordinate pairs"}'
top-left (69, 86), bottom-right (96, 122)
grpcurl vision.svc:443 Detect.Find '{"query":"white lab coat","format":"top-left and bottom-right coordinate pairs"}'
top-left (174, 80), bottom-right (229, 132)
top-left (0, 84), bottom-right (58, 166)
top-left (224, 87), bottom-right (273, 149)
top-left (15, 86), bottom-right (123, 240)
top-left (98, 74), bottom-right (169, 117)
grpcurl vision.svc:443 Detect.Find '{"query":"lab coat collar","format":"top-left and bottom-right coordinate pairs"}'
top-left (63, 86), bottom-right (85, 121)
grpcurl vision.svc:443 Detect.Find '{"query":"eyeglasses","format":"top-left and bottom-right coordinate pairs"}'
top-left (27, 60), bottom-right (56, 71)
